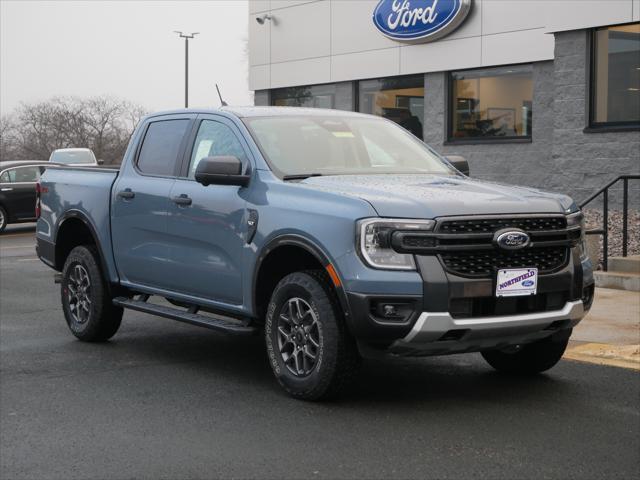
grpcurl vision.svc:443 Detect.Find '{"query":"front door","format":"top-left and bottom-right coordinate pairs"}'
top-left (111, 116), bottom-right (193, 289)
top-left (164, 115), bottom-right (249, 305)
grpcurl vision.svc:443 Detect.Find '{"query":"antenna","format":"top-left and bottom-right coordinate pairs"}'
top-left (215, 84), bottom-right (228, 107)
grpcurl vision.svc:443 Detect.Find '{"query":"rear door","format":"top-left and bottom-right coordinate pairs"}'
top-left (111, 115), bottom-right (195, 289)
top-left (164, 115), bottom-right (250, 304)
top-left (0, 166), bottom-right (41, 219)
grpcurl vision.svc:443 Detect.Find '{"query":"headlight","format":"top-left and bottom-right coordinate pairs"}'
top-left (357, 218), bottom-right (435, 270)
top-left (567, 211), bottom-right (589, 260)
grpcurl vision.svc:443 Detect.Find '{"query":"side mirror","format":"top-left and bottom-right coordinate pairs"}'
top-left (97, 159), bottom-right (104, 165)
top-left (195, 156), bottom-right (250, 187)
top-left (445, 155), bottom-right (469, 176)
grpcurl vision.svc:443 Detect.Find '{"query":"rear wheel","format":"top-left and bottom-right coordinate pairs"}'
top-left (0, 206), bottom-right (7, 232)
top-left (265, 270), bottom-right (360, 400)
top-left (481, 332), bottom-right (571, 374)
top-left (61, 245), bottom-right (123, 342)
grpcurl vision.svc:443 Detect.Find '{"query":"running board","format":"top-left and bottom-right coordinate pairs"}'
top-left (112, 297), bottom-right (256, 335)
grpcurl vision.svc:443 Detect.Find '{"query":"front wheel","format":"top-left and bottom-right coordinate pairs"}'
top-left (61, 245), bottom-right (123, 342)
top-left (481, 331), bottom-right (571, 374)
top-left (265, 270), bottom-right (361, 400)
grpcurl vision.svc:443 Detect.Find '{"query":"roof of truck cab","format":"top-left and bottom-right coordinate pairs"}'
top-left (145, 106), bottom-right (368, 119)
top-left (221, 106), bottom-right (365, 118)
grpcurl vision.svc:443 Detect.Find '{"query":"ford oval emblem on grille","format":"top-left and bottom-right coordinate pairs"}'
top-left (495, 229), bottom-right (530, 250)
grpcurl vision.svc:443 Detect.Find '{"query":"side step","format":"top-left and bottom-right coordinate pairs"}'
top-left (113, 297), bottom-right (257, 335)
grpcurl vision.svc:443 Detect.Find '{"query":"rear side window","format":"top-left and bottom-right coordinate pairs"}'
top-left (137, 119), bottom-right (190, 176)
top-left (0, 167), bottom-right (40, 183)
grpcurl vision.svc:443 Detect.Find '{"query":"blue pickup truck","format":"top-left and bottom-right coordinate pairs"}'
top-left (36, 107), bottom-right (594, 400)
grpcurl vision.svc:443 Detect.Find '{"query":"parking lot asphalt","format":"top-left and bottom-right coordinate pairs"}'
top-left (1, 227), bottom-right (639, 480)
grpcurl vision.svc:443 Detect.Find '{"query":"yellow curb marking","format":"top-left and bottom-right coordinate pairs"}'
top-left (564, 343), bottom-right (640, 371)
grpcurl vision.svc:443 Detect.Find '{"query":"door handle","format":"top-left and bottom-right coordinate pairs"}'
top-left (1, 188), bottom-right (13, 192)
top-left (171, 194), bottom-right (192, 206)
top-left (117, 189), bottom-right (135, 200)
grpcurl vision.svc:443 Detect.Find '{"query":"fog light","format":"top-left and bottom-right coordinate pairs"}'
top-left (383, 305), bottom-right (397, 317)
top-left (370, 299), bottom-right (416, 323)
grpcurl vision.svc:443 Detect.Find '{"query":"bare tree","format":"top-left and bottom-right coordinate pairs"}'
top-left (4, 96), bottom-right (146, 164)
top-left (0, 114), bottom-right (19, 161)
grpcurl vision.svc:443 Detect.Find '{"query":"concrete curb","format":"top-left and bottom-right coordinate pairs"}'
top-left (564, 342), bottom-right (640, 371)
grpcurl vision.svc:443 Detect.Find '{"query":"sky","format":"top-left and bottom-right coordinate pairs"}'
top-left (0, 0), bottom-right (251, 116)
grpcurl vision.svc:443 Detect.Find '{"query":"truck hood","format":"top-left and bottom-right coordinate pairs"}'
top-left (298, 174), bottom-right (574, 218)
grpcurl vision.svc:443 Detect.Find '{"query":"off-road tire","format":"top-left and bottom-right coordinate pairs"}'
top-left (481, 332), bottom-right (571, 374)
top-left (0, 206), bottom-right (7, 232)
top-left (265, 270), bottom-right (361, 400)
top-left (61, 245), bottom-right (123, 342)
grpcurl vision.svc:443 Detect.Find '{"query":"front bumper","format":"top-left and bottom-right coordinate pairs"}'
top-left (342, 248), bottom-right (593, 357)
top-left (388, 300), bottom-right (584, 356)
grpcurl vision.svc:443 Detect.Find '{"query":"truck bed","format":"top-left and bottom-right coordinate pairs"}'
top-left (36, 165), bottom-right (120, 282)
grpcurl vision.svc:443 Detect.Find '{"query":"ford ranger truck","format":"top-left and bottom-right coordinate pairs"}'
top-left (36, 107), bottom-right (595, 400)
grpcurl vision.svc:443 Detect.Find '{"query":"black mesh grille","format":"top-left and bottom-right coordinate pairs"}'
top-left (438, 216), bottom-right (567, 233)
top-left (440, 247), bottom-right (568, 277)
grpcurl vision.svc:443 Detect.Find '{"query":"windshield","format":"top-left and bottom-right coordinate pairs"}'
top-left (50, 150), bottom-right (96, 164)
top-left (243, 115), bottom-right (453, 178)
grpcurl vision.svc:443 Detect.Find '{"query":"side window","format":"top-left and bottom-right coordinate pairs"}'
top-left (188, 120), bottom-right (248, 179)
top-left (137, 119), bottom-right (190, 176)
top-left (0, 170), bottom-right (12, 183)
top-left (14, 167), bottom-right (40, 183)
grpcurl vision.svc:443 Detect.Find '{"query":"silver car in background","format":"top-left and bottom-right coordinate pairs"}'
top-left (49, 148), bottom-right (98, 166)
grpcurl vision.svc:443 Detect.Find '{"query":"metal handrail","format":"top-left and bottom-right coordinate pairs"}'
top-left (579, 175), bottom-right (639, 271)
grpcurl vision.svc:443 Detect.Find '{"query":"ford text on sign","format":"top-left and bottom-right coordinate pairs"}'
top-left (373, 0), bottom-right (472, 43)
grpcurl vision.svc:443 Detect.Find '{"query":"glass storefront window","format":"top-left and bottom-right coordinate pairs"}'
top-left (358, 75), bottom-right (425, 140)
top-left (272, 82), bottom-right (353, 111)
top-left (591, 23), bottom-right (640, 126)
top-left (450, 65), bottom-right (533, 141)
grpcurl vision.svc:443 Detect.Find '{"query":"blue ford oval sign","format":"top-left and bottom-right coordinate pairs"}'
top-left (373, 0), bottom-right (472, 43)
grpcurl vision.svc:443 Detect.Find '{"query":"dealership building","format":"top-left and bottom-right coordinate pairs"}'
top-left (248, 0), bottom-right (640, 204)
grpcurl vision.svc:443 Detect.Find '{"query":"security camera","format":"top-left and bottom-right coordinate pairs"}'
top-left (256, 14), bottom-right (273, 25)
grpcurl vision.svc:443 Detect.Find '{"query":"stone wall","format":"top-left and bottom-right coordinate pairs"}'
top-left (551, 30), bottom-right (639, 207)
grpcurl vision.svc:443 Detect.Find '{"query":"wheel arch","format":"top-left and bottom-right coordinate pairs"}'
top-left (252, 234), bottom-right (352, 328)
top-left (54, 210), bottom-right (111, 281)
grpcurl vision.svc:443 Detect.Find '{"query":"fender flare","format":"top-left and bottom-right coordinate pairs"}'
top-left (55, 210), bottom-right (113, 283)
top-left (252, 233), bottom-right (352, 325)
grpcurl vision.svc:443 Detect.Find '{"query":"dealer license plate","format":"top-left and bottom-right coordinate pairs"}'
top-left (495, 268), bottom-right (538, 297)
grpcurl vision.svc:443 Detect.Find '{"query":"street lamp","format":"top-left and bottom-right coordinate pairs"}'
top-left (174, 31), bottom-right (199, 108)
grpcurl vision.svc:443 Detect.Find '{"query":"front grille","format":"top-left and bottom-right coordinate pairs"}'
top-left (449, 291), bottom-right (569, 319)
top-left (440, 246), bottom-right (568, 277)
top-left (438, 216), bottom-right (567, 234)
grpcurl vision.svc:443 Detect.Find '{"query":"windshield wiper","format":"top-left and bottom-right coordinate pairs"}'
top-left (282, 173), bottom-right (323, 180)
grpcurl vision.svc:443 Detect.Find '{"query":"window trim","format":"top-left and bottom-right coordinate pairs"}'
top-left (446, 64), bottom-right (533, 144)
top-left (133, 116), bottom-right (196, 179)
top-left (587, 22), bottom-right (640, 131)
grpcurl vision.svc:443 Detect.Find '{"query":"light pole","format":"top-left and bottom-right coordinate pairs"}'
top-left (174, 31), bottom-right (199, 108)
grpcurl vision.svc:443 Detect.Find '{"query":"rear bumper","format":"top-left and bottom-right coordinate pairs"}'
top-left (388, 300), bottom-right (584, 356)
